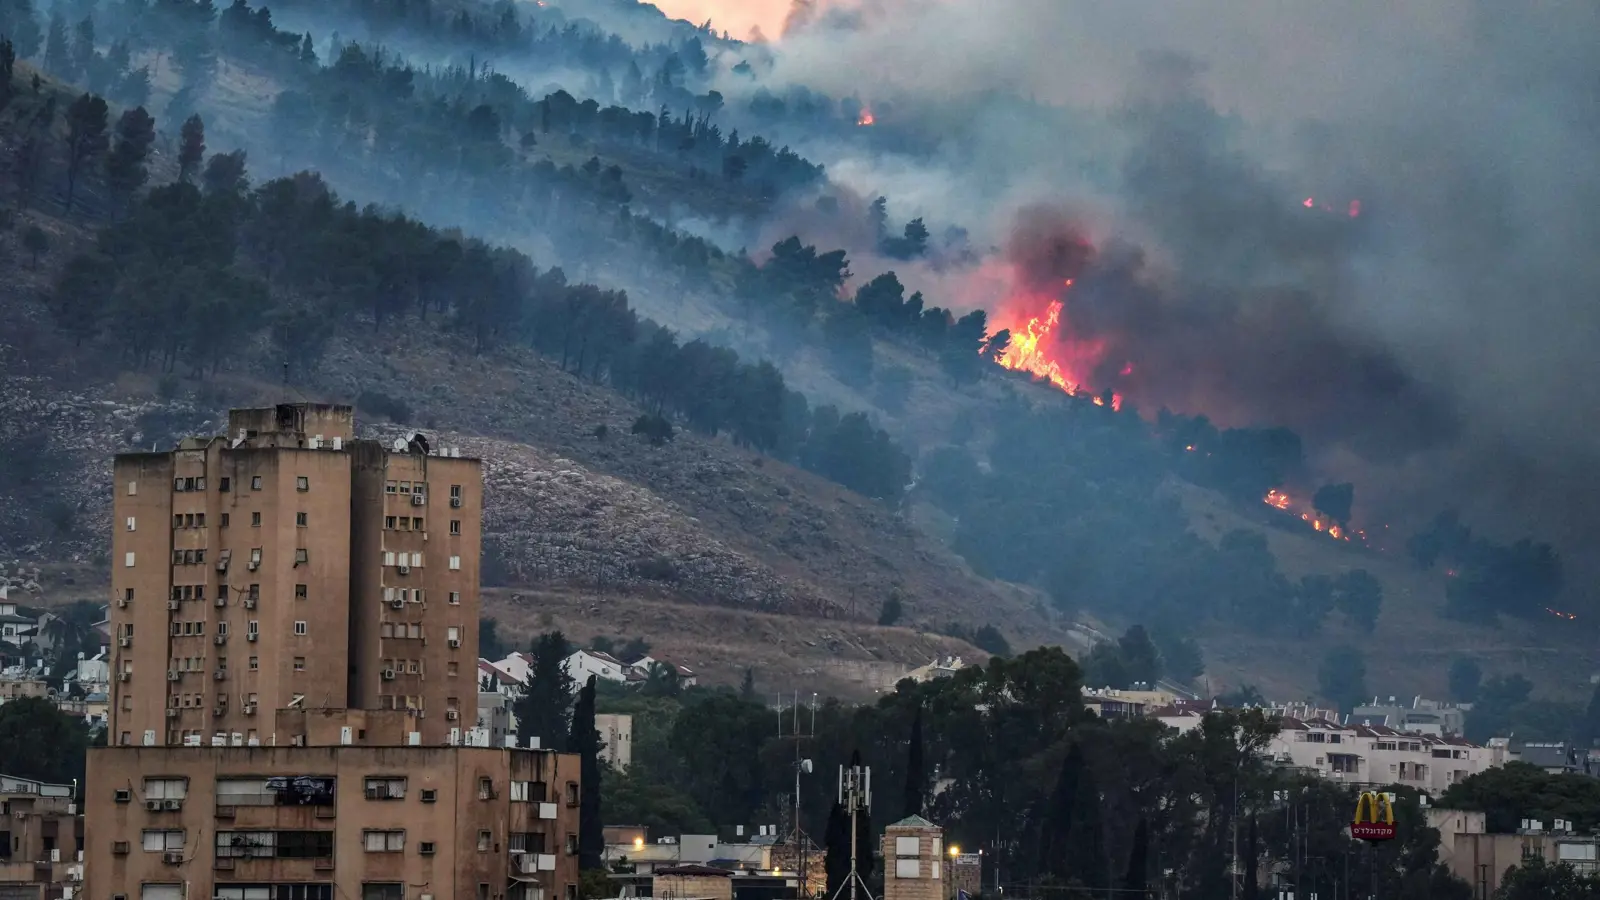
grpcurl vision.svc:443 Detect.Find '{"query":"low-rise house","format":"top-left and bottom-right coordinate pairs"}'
top-left (631, 656), bottom-right (698, 687)
top-left (0, 772), bottom-right (84, 895)
top-left (566, 649), bottom-right (632, 684)
top-left (1084, 686), bottom-right (1177, 719)
top-left (1430, 808), bottom-right (1600, 896)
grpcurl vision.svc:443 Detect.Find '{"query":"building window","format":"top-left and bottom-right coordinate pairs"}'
top-left (412, 517), bottom-right (423, 530)
top-left (449, 520), bottom-right (461, 535)
top-left (447, 662), bottom-right (458, 677)
top-left (450, 484), bottom-right (462, 499)
top-left (385, 481), bottom-right (397, 494)
top-left (478, 831), bottom-right (491, 852)
top-left (565, 833), bottom-right (579, 855)
top-left (143, 778), bottom-right (188, 800)
top-left (125, 552), bottom-right (135, 567)
top-left (294, 657), bottom-right (306, 671)
top-left (365, 777), bottom-right (407, 800)
top-left (249, 656), bottom-right (258, 670)
top-left (296, 512), bottom-right (308, 527)
top-left (565, 782), bottom-right (579, 806)
top-left (219, 477), bottom-right (230, 492)
top-left (251, 512), bottom-right (261, 527)
top-left (448, 556), bottom-right (461, 570)
top-left (127, 516), bottom-right (137, 532)
top-left (251, 476), bottom-right (263, 490)
top-left (250, 548), bottom-right (262, 566)
top-left (247, 621), bottom-right (259, 638)
top-left (295, 584), bottom-right (308, 599)
top-left (448, 591), bottom-right (460, 605)
top-left (384, 552), bottom-right (396, 566)
top-left (363, 830), bottom-right (405, 853)
top-left (385, 516), bottom-right (397, 530)
top-left (294, 621), bottom-right (308, 636)
top-left (127, 481), bottom-right (138, 496)
top-left (142, 830), bottom-right (185, 852)
top-left (220, 513), bottom-right (230, 527)
top-left (295, 549), bottom-right (309, 565)
top-left (124, 588), bottom-right (134, 603)
top-left (478, 778), bottom-right (494, 800)
top-left (247, 584), bottom-right (260, 602)
top-left (296, 476), bottom-right (309, 491)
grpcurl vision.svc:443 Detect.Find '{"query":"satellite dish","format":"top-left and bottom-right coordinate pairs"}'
top-left (801, 759), bottom-right (813, 774)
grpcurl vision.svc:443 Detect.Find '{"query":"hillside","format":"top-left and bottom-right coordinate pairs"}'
top-left (0, 10), bottom-right (1590, 714)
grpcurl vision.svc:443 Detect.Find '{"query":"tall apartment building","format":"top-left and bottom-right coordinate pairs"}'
top-left (88, 404), bottom-right (582, 900)
top-left (107, 403), bottom-right (482, 746)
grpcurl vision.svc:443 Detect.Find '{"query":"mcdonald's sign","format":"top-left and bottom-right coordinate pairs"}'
top-left (1351, 791), bottom-right (1397, 842)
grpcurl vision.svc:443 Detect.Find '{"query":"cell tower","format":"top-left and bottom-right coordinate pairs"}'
top-left (829, 763), bottom-right (875, 900)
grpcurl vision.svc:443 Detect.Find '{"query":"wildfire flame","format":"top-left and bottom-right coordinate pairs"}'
top-left (856, 110), bottom-right (875, 126)
top-left (1262, 489), bottom-right (1357, 543)
top-left (989, 279), bottom-right (1122, 410)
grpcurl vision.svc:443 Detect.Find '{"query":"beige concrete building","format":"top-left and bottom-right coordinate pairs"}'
top-left (882, 815), bottom-right (943, 900)
top-left (1430, 808), bottom-right (1600, 896)
top-left (89, 404), bottom-right (584, 900)
top-left (595, 714), bottom-right (632, 770)
top-left (108, 404), bottom-right (482, 746)
top-left (653, 864), bottom-right (734, 900)
top-left (85, 742), bottom-right (582, 900)
top-left (0, 774), bottom-right (84, 897)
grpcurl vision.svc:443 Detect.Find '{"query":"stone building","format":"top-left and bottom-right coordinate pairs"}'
top-left (882, 815), bottom-right (943, 900)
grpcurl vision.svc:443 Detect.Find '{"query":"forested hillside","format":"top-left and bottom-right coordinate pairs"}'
top-left (0, 0), bottom-right (1590, 712)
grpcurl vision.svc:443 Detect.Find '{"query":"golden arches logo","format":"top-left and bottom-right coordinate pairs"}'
top-left (1351, 791), bottom-right (1397, 841)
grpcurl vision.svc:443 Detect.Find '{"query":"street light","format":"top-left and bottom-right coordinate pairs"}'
top-left (949, 845), bottom-right (960, 857)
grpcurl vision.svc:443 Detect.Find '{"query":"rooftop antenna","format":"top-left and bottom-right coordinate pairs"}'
top-left (829, 762), bottom-right (874, 900)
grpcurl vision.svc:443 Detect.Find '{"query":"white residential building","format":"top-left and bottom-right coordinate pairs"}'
top-left (566, 649), bottom-right (631, 684)
top-left (631, 656), bottom-right (698, 687)
top-left (596, 713), bottom-right (633, 770)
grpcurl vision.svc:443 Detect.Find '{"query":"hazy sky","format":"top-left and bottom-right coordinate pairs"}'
top-left (652, 0), bottom-right (787, 37)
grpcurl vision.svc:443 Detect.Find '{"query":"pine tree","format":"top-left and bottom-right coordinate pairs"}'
top-left (177, 113), bottom-right (205, 183)
top-left (568, 675), bottom-right (603, 871)
top-left (739, 667), bottom-right (757, 700)
top-left (42, 9), bottom-right (70, 78)
top-left (0, 39), bottom-right (14, 112)
top-left (902, 704), bottom-right (924, 819)
top-left (106, 105), bottom-right (155, 212)
top-left (62, 91), bottom-right (108, 211)
top-left (512, 631), bottom-right (574, 751)
top-left (1242, 815), bottom-right (1260, 900)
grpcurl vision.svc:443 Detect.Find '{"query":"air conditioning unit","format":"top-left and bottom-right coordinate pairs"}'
top-left (243, 705), bottom-right (257, 716)
top-left (247, 633), bottom-right (258, 642)
top-left (214, 670), bottom-right (226, 681)
top-left (450, 497), bottom-right (462, 508)
top-left (397, 565), bottom-right (411, 575)
top-left (118, 672), bottom-right (130, 682)
top-left (243, 598), bottom-right (256, 609)
top-left (216, 560), bottom-right (228, 572)
top-left (116, 597), bottom-right (128, 608)
top-left (247, 562), bottom-right (259, 571)
top-left (382, 669), bottom-right (395, 681)
top-left (119, 636), bottom-right (131, 647)
top-left (145, 800), bottom-right (162, 811)
top-left (212, 706), bottom-right (226, 717)
top-left (167, 600), bottom-right (180, 611)
top-left (448, 639), bottom-right (461, 649)
top-left (167, 671), bottom-right (180, 682)
top-left (162, 851), bottom-right (183, 865)
top-left (214, 634), bottom-right (227, 645)
top-left (446, 710), bottom-right (459, 721)
top-left (411, 494), bottom-right (425, 506)
top-left (165, 709), bottom-right (179, 718)
top-left (163, 799), bottom-right (182, 811)
top-left (390, 599), bottom-right (405, 609)
top-left (215, 596), bottom-right (226, 607)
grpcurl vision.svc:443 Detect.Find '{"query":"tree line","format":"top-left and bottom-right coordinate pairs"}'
top-left (504, 630), bottom-right (1475, 899)
top-left (39, 114), bottom-right (910, 499)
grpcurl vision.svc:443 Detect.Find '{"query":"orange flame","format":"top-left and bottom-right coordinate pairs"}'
top-left (1264, 489), bottom-right (1292, 510)
top-left (1264, 489), bottom-right (1358, 543)
top-left (988, 281), bottom-right (1122, 410)
top-left (856, 110), bottom-right (876, 126)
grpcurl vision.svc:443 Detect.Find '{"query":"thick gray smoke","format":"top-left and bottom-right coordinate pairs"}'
top-left (720, 0), bottom-right (1600, 563)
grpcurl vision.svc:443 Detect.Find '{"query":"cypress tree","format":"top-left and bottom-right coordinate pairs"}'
top-left (1124, 818), bottom-right (1149, 896)
top-left (903, 704), bottom-right (925, 818)
top-left (568, 674), bottom-right (604, 871)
